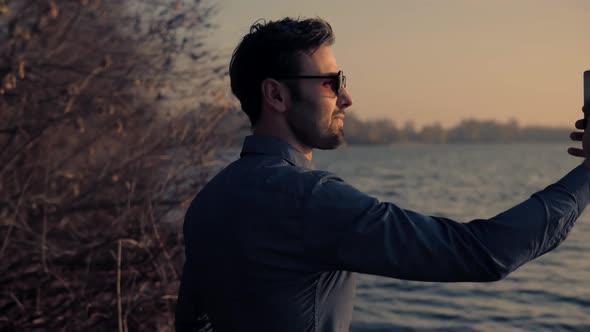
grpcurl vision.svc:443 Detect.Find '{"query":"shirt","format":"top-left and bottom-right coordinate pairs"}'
top-left (176, 134), bottom-right (590, 332)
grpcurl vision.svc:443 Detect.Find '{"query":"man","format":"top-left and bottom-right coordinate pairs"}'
top-left (176, 17), bottom-right (590, 332)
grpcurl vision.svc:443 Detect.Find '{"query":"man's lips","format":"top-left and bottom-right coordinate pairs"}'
top-left (333, 112), bottom-right (345, 120)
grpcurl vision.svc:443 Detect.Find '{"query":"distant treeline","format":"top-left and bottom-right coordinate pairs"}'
top-left (222, 106), bottom-right (572, 145)
top-left (343, 113), bottom-right (571, 144)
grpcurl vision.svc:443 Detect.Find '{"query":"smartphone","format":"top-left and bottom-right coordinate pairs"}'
top-left (584, 70), bottom-right (590, 128)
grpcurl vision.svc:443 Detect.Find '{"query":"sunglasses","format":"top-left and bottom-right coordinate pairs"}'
top-left (275, 70), bottom-right (347, 96)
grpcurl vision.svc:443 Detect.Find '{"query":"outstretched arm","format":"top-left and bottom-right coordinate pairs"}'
top-left (302, 117), bottom-right (590, 282)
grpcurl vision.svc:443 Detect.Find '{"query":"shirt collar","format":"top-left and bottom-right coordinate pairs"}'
top-left (240, 135), bottom-right (313, 169)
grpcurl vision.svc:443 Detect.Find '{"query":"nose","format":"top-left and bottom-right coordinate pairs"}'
top-left (337, 87), bottom-right (353, 109)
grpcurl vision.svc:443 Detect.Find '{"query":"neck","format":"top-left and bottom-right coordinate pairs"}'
top-left (253, 123), bottom-right (313, 161)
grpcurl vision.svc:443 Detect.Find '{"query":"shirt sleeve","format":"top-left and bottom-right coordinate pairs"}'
top-left (301, 164), bottom-right (590, 282)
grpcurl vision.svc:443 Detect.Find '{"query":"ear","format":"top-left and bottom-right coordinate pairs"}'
top-left (261, 78), bottom-right (289, 113)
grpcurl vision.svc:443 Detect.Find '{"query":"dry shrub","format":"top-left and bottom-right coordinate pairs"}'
top-left (0, 0), bottom-right (233, 330)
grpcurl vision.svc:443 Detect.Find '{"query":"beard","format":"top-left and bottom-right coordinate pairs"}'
top-left (286, 100), bottom-right (344, 150)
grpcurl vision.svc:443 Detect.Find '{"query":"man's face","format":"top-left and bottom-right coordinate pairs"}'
top-left (286, 45), bottom-right (353, 150)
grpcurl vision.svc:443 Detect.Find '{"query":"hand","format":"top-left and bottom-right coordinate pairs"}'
top-left (568, 118), bottom-right (590, 168)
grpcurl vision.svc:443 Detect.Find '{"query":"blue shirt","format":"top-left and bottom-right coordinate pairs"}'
top-left (176, 135), bottom-right (590, 332)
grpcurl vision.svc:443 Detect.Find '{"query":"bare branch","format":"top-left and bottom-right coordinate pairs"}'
top-left (0, 0), bottom-right (238, 330)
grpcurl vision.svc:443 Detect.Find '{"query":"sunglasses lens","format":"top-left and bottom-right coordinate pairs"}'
top-left (332, 79), bottom-right (340, 95)
top-left (332, 71), bottom-right (343, 95)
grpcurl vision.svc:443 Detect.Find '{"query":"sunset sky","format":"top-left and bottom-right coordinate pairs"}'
top-left (208, 0), bottom-right (590, 128)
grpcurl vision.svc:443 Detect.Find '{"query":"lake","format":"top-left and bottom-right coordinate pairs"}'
top-left (215, 143), bottom-right (590, 331)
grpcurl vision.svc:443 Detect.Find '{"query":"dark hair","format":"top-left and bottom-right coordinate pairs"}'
top-left (229, 17), bottom-right (335, 126)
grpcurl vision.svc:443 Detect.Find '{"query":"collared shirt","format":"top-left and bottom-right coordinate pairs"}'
top-left (176, 135), bottom-right (590, 332)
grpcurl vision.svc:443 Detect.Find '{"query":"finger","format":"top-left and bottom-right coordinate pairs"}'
top-left (575, 119), bottom-right (586, 130)
top-left (570, 132), bottom-right (584, 141)
top-left (568, 147), bottom-right (586, 158)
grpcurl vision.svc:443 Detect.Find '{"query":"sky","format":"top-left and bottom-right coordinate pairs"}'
top-left (207, 0), bottom-right (590, 128)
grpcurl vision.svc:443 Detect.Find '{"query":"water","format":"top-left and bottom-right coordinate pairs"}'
top-left (311, 143), bottom-right (590, 332)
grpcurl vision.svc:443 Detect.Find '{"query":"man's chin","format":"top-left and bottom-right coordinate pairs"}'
top-left (314, 132), bottom-right (344, 150)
